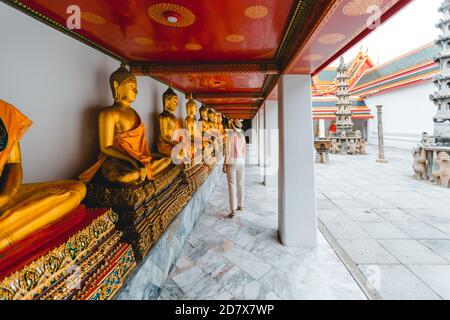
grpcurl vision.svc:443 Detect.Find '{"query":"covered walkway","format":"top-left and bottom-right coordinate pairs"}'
top-left (160, 165), bottom-right (366, 300)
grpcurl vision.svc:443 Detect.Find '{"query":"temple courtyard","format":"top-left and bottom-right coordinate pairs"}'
top-left (160, 145), bottom-right (450, 300)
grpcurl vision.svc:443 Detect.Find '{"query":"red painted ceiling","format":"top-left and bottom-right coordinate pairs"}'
top-left (22, 0), bottom-right (294, 63)
top-left (201, 98), bottom-right (259, 105)
top-left (14, 0), bottom-right (412, 119)
top-left (158, 73), bottom-right (266, 94)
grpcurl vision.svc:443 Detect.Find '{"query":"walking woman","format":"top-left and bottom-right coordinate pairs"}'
top-left (223, 119), bottom-right (246, 218)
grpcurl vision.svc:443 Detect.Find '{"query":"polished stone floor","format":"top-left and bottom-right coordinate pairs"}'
top-left (316, 145), bottom-right (450, 300)
top-left (159, 165), bottom-right (366, 300)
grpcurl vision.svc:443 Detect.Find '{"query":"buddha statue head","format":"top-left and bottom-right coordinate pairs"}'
top-left (163, 85), bottom-right (178, 113)
top-left (110, 63), bottom-right (138, 106)
top-left (186, 94), bottom-right (197, 118)
top-left (208, 109), bottom-right (217, 123)
top-left (200, 105), bottom-right (209, 121)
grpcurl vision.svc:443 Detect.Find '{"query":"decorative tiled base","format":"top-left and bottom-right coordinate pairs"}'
top-left (0, 209), bottom-right (133, 300)
top-left (116, 166), bottom-right (222, 300)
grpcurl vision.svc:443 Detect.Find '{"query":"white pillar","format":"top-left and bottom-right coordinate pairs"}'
top-left (258, 105), bottom-right (266, 168)
top-left (278, 75), bottom-right (318, 247)
top-left (251, 115), bottom-right (259, 165)
top-left (264, 100), bottom-right (279, 187)
top-left (319, 119), bottom-right (326, 138)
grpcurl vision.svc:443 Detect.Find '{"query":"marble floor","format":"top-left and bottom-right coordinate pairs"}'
top-left (159, 165), bottom-right (366, 300)
top-left (316, 145), bottom-right (450, 300)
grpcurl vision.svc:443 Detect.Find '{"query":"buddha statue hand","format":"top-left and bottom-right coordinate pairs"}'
top-left (135, 161), bottom-right (147, 183)
top-left (0, 192), bottom-right (13, 212)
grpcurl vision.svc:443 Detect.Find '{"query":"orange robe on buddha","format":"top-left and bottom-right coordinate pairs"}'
top-left (0, 100), bottom-right (86, 252)
top-left (79, 120), bottom-right (156, 183)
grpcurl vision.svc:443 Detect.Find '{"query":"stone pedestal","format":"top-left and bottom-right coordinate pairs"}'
top-left (414, 143), bottom-right (450, 188)
top-left (84, 166), bottom-right (190, 262)
top-left (314, 139), bottom-right (332, 164)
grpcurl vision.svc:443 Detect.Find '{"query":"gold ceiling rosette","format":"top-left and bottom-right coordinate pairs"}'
top-left (343, 0), bottom-right (383, 16)
top-left (81, 12), bottom-right (107, 25)
top-left (148, 3), bottom-right (196, 28)
top-left (244, 5), bottom-right (269, 19)
top-left (318, 33), bottom-right (347, 45)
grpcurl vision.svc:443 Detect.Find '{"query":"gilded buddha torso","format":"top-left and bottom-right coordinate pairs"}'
top-left (159, 110), bottom-right (179, 131)
top-left (103, 106), bottom-right (140, 135)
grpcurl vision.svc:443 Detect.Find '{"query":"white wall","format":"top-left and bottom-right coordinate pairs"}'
top-left (0, 4), bottom-right (188, 183)
top-left (365, 81), bottom-right (435, 149)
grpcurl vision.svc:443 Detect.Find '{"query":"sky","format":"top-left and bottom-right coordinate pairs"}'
top-left (330, 0), bottom-right (441, 66)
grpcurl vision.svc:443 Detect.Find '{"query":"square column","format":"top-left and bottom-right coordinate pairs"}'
top-left (258, 104), bottom-right (266, 169)
top-left (264, 100), bottom-right (279, 187)
top-left (278, 75), bottom-right (318, 247)
top-left (319, 119), bottom-right (326, 138)
top-left (251, 114), bottom-right (259, 165)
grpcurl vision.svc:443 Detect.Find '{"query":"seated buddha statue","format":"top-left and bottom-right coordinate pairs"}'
top-left (79, 64), bottom-right (171, 185)
top-left (217, 112), bottom-right (226, 149)
top-left (0, 99), bottom-right (86, 252)
top-left (217, 112), bottom-right (226, 137)
top-left (199, 105), bottom-right (214, 158)
top-left (199, 105), bottom-right (211, 134)
top-left (183, 94), bottom-right (202, 160)
top-left (208, 109), bottom-right (222, 151)
top-left (157, 85), bottom-right (184, 159)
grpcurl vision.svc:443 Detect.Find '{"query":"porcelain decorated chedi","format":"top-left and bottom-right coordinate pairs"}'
top-left (413, 1), bottom-right (450, 187)
top-left (430, 0), bottom-right (450, 144)
top-left (330, 57), bottom-right (365, 155)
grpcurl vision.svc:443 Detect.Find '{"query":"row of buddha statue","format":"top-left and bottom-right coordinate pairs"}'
top-left (0, 63), bottom-right (227, 255)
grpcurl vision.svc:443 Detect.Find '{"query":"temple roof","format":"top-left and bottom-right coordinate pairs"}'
top-left (312, 47), bottom-right (374, 96)
top-left (315, 68), bottom-right (338, 83)
top-left (355, 44), bottom-right (439, 86)
top-left (352, 43), bottom-right (440, 97)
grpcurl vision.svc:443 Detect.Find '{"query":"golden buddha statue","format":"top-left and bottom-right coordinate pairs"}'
top-left (199, 105), bottom-right (214, 156)
top-left (184, 94), bottom-right (202, 159)
top-left (0, 99), bottom-right (86, 252)
top-left (217, 112), bottom-right (226, 148)
top-left (207, 109), bottom-right (222, 151)
top-left (208, 109), bottom-right (218, 131)
top-left (79, 64), bottom-right (171, 185)
top-left (199, 105), bottom-right (211, 134)
top-left (217, 113), bottom-right (225, 135)
top-left (157, 85), bottom-right (184, 159)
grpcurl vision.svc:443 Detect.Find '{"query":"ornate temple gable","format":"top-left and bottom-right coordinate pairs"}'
top-left (312, 47), bottom-right (373, 97)
top-left (352, 43), bottom-right (440, 97)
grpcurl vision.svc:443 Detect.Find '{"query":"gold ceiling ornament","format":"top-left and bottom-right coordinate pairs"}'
top-left (244, 5), bottom-right (269, 19)
top-left (343, 0), bottom-right (383, 16)
top-left (303, 54), bottom-right (324, 61)
top-left (148, 3), bottom-right (196, 28)
top-left (226, 34), bottom-right (245, 43)
top-left (185, 43), bottom-right (203, 51)
top-left (318, 33), bottom-right (347, 44)
top-left (81, 12), bottom-right (107, 25)
top-left (134, 37), bottom-right (154, 45)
